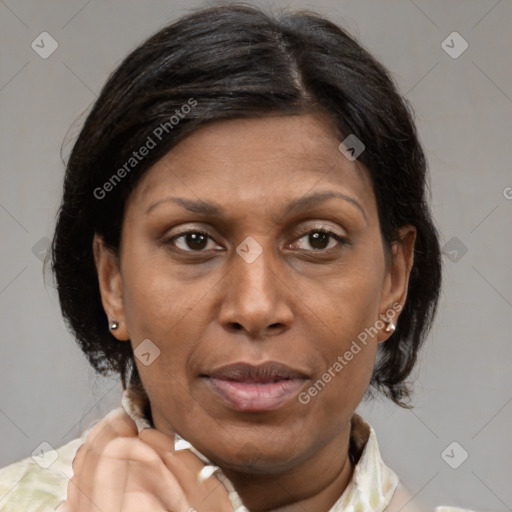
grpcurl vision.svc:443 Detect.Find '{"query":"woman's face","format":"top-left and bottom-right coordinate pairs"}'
top-left (96, 113), bottom-right (415, 472)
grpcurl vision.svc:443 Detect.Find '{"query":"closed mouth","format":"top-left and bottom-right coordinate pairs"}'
top-left (204, 361), bottom-right (309, 383)
top-left (202, 361), bottom-right (308, 412)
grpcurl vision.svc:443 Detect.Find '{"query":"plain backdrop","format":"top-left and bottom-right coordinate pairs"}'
top-left (0, 1), bottom-right (511, 511)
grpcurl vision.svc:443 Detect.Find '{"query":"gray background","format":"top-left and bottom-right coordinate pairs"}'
top-left (0, 1), bottom-right (511, 511)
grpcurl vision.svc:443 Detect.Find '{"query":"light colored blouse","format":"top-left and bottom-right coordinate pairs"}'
top-left (0, 383), bottom-right (477, 512)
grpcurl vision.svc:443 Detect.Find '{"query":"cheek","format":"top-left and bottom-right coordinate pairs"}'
top-left (120, 252), bottom-right (203, 339)
top-left (122, 272), bottom-right (174, 335)
top-left (301, 311), bottom-right (378, 429)
top-left (119, 257), bottom-right (203, 393)
top-left (296, 257), bottom-right (384, 412)
top-left (308, 262), bottom-right (385, 339)
top-left (120, 263), bottom-right (198, 424)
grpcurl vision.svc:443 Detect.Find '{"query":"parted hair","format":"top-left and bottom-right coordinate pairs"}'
top-left (52, 3), bottom-right (442, 407)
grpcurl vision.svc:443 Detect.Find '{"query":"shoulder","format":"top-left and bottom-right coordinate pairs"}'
top-left (434, 508), bottom-right (479, 512)
top-left (385, 482), bottom-right (424, 511)
top-left (0, 429), bottom-right (89, 512)
top-left (386, 482), bottom-right (479, 512)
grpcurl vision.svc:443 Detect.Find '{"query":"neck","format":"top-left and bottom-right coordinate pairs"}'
top-left (220, 421), bottom-right (354, 512)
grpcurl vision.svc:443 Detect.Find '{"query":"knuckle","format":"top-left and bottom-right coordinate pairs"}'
top-left (172, 449), bottom-right (204, 469)
top-left (101, 436), bottom-right (161, 465)
top-left (100, 436), bottom-right (133, 458)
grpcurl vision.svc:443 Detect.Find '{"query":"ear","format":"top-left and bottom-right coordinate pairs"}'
top-left (93, 234), bottom-right (130, 341)
top-left (377, 225), bottom-right (416, 342)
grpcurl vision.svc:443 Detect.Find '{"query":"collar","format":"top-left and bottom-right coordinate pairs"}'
top-left (121, 382), bottom-right (399, 512)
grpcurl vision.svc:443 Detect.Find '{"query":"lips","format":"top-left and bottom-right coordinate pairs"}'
top-left (207, 361), bottom-right (308, 382)
top-left (202, 362), bottom-right (308, 412)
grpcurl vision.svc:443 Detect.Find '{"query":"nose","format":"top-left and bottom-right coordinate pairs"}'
top-left (217, 240), bottom-right (294, 338)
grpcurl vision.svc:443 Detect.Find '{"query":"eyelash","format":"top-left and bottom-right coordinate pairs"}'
top-left (165, 228), bottom-right (348, 254)
top-left (293, 228), bottom-right (348, 251)
top-left (166, 229), bottom-right (220, 253)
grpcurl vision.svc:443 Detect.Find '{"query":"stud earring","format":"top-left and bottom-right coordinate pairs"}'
top-left (109, 320), bottom-right (119, 331)
top-left (384, 320), bottom-right (396, 333)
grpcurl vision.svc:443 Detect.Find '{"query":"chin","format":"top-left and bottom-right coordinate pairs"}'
top-left (207, 438), bottom-right (306, 475)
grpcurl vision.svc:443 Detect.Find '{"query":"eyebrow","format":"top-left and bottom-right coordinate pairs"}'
top-left (145, 191), bottom-right (367, 223)
top-left (146, 196), bottom-right (223, 216)
top-left (276, 191), bottom-right (367, 223)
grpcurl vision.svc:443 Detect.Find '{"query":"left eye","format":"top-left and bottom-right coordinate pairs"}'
top-left (293, 230), bottom-right (346, 251)
top-left (170, 231), bottom-right (220, 252)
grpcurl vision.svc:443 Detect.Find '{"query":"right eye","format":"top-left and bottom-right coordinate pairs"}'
top-left (165, 230), bottom-right (223, 252)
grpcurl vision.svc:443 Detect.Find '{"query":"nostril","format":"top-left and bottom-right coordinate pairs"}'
top-left (226, 322), bottom-right (284, 335)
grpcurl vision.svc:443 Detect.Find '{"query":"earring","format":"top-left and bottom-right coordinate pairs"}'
top-left (109, 320), bottom-right (119, 331)
top-left (384, 320), bottom-right (396, 333)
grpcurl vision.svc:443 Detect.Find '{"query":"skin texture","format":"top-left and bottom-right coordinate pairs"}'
top-left (92, 113), bottom-right (416, 511)
top-left (59, 408), bottom-right (233, 512)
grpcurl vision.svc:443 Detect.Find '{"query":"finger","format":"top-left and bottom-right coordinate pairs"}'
top-left (169, 449), bottom-right (207, 474)
top-left (138, 432), bottom-right (232, 512)
top-left (88, 408), bottom-right (138, 453)
top-left (122, 453), bottom-right (192, 512)
top-left (70, 436), bottom-right (192, 512)
top-left (67, 437), bottom-right (135, 511)
top-left (71, 408), bottom-right (137, 478)
top-left (99, 439), bottom-right (191, 512)
top-left (138, 428), bottom-right (176, 457)
top-left (67, 415), bottom-right (153, 511)
top-left (67, 450), bottom-right (122, 512)
top-left (67, 443), bottom-right (90, 503)
top-left (139, 431), bottom-right (232, 511)
top-left (139, 430), bottom-right (216, 487)
top-left (163, 451), bottom-right (233, 512)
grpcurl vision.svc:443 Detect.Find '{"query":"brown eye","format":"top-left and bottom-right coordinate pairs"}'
top-left (183, 232), bottom-right (208, 250)
top-left (168, 231), bottom-right (221, 252)
top-left (293, 229), bottom-right (346, 251)
top-left (308, 232), bottom-right (330, 250)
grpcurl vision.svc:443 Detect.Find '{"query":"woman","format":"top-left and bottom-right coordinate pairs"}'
top-left (0, 4), bottom-right (477, 511)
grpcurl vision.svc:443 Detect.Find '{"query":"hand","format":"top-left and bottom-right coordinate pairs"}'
top-left (58, 407), bottom-right (233, 512)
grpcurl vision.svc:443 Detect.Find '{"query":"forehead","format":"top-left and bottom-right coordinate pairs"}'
top-left (130, 113), bottom-right (374, 216)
